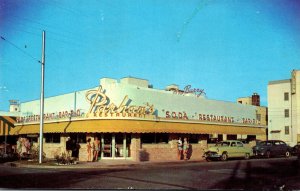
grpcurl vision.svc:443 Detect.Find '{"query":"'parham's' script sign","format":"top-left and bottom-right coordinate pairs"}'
top-left (85, 85), bottom-right (155, 118)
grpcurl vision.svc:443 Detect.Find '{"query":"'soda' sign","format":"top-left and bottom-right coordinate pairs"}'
top-left (85, 85), bottom-right (155, 118)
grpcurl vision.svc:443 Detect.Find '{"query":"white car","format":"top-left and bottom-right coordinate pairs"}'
top-left (203, 140), bottom-right (253, 161)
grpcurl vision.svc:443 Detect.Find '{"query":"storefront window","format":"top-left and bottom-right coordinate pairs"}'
top-left (27, 134), bottom-right (38, 143)
top-left (45, 133), bottom-right (60, 143)
top-left (69, 133), bottom-right (86, 143)
top-left (188, 134), bottom-right (199, 143)
top-left (141, 133), bottom-right (169, 144)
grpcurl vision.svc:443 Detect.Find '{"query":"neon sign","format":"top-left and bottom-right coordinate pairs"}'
top-left (171, 85), bottom-right (206, 97)
top-left (85, 85), bottom-right (155, 118)
top-left (16, 109), bottom-right (83, 123)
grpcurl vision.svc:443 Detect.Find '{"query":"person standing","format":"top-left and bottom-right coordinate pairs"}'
top-left (66, 137), bottom-right (72, 157)
top-left (24, 138), bottom-right (31, 154)
top-left (93, 137), bottom-right (100, 162)
top-left (16, 137), bottom-right (22, 159)
top-left (86, 138), bottom-right (92, 162)
top-left (21, 138), bottom-right (27, 157)
top-left (177, 137), bottom-right (183, 160)
top-left (183, 137), bottom-right (189, 160)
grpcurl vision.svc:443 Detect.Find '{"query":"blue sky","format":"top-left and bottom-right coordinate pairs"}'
top-left (1, 0), bottom-right (300, 111)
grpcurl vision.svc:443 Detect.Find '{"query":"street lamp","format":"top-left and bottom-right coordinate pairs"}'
top-left (39, 31), bottom-right (45, 164)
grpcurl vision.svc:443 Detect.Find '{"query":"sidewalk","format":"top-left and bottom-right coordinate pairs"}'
top-left (4, 158), bottom-right (203, 169)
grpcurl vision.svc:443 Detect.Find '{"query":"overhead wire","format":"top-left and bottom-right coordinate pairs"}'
top-left (0, 35), bottom-right (41, 63)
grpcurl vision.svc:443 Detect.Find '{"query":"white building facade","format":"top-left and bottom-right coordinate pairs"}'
top-left (9, 77), bottom-right (266, 162)
top-left (268, 70), bottom-right (300, 146)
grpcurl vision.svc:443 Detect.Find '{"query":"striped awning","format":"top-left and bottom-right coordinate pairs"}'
top-left (14, 119), bottom-right (266, 135)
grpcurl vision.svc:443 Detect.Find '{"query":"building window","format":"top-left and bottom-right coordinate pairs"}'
top-left (45, 133), bottom-right (60, 143)
top-left (187, 134), bottom-right (200, 143)
top-left (285, 126), bottom-right (289, 135)
top-left (284, 92), bottom-right (289, 101)
top-left (256, 114), bottom-right (261, 121)
top-left (141, 133), bottom-right (169, 144)
top-left (69, 133), bottom-right (86, 143)
top-left (284, 109), bottom-right (289, 118)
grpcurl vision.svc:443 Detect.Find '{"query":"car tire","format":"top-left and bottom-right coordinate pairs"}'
top-left (266, 151), bottom-right (271, 158)
top-left (206, 158), bottom-right (211, 162)
top-left (285, 151), bottom-right (290, 158)
top-left (245, 153), bottom-right (250, 160)
top-left (221, 152), bottom-right (228, 161)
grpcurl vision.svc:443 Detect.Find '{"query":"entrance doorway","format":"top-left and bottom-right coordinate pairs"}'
top-left (100, 133), bottom-right (131, 159)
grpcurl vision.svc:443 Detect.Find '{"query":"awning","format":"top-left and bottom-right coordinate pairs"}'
top-left (9, 126), bottom-right (22, 135)
top-left (14, 119), bottom-right (266, 135)
top-left (0, 116), bottom-right (16, 136)
top-left (16, 122), bottom-right (71, 134)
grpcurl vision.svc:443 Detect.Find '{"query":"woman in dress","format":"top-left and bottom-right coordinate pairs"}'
top-left (86, 138), bottom-right (92, 162)
top-left (183, 137), bottom-right (189, 160)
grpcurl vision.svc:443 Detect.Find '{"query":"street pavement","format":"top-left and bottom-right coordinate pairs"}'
top-left (1, 157), bottom-right (300, 190)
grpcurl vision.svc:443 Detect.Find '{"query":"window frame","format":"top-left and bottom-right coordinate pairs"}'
top-left (284, 92), bottom-right (289, 101)
top-left (284, 109), bottom-right (289, 118)
top-left (45, 133), bottom-right (61, 143)
top-left (285, 126), bottom-right (289, 135)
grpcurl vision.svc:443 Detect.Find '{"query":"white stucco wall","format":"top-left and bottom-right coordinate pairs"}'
top-left (268, 80), bottom-right (292, 144)
top-left (18, 77), bottom-right (259, 126)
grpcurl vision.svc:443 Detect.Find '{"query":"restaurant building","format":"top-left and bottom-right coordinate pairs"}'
top-left (9, 77), bottom-right (267, 162)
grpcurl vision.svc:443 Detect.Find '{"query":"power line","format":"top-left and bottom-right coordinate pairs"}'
top-left (0, 35), bottom-right (41, 63)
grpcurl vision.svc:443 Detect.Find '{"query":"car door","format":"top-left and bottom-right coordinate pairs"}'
top-left (236, 141), bottom-right (245, 157)
top-left (273, 141), bottom-right (282, 156)
top-left (229, 141), bottom-right (237, 157)
top-left (279, 141), bottom-right (288, 155)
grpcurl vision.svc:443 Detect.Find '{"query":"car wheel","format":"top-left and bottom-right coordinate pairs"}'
top-left (206, 158), bottom-right (211, 162)
top-left (221, 152), bottom-right (228, 161)
top-left (266, 151), bottom-right (271, 158)
top-left (245, 153), bottom-right (250, 160)
top-left (285, 151), bottom-right (290, 158)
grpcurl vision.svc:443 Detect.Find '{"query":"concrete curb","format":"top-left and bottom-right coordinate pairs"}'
top-left (3, 159), bottom-right (204, 169)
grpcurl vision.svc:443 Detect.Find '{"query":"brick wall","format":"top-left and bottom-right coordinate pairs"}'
top-left (140, 141), bottom-right (207, 162)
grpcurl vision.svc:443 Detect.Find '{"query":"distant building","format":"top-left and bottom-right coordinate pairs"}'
top-left (237, 93), bottom-right (268, 140)
top-left (237, 93), bottom-right (268, 126)
top-left (237, 93), bottom-right (260, 106)
top-left (268, 70), bottom-right (300, 146)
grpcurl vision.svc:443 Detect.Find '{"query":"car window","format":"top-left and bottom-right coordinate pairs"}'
top-left (274, 141), bottom-right (280, 145)
top-left (259, 141), bottom-right (266, 146)
top-left (266, 142), bottom-right (272, 146)
top-left (216, 141), bottom-right (230, 146)
top-left (231, 142), bottom-right (236, 147)
top-left (279, 141), bottom-right (286, 145)
top-left (236, 142), bottom-right (243, 147)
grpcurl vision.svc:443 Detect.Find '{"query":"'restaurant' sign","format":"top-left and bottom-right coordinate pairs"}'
top-left (165, 111), bottom-right (259, 125)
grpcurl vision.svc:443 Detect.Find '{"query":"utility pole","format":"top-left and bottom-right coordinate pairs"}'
top-left (39, 31), bottom-right (45, 164)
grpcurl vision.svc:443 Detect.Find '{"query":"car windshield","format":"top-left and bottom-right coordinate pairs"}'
top-left (215, 141), bottom-right (230, 146)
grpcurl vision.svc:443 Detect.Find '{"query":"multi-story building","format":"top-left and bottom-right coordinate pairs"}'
top-left (268, 70), bottom-right (300, 146)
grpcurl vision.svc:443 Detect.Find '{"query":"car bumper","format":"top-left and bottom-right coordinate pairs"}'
top-left (253, 150), bottom-right (266, 156)
top-left (203, 151), bottom-right (221, 159)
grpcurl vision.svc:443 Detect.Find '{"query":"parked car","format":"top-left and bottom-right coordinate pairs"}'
top-left (291, 142), bottom-right (300, 156)
top-left (252, 140), bottom-right (292, 158)
top-left (203, 140), bottom-right (253, 161)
